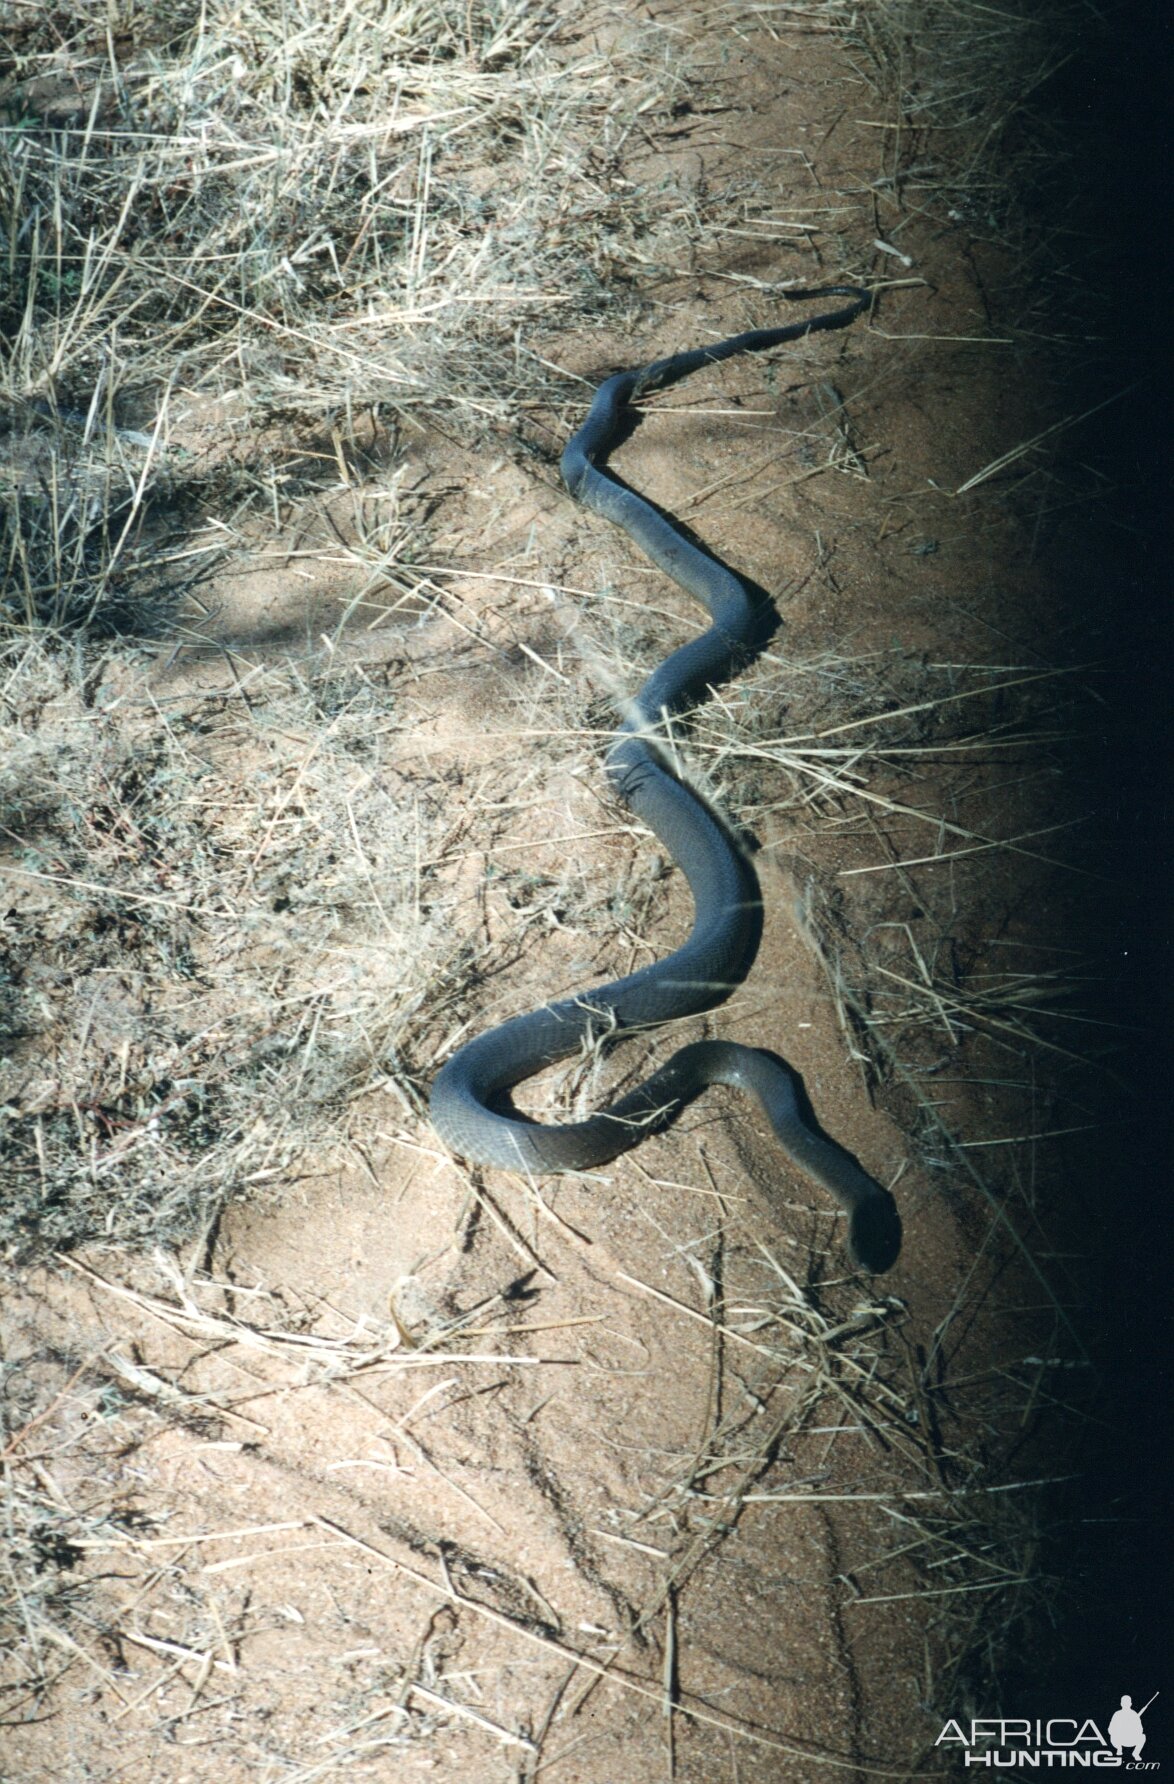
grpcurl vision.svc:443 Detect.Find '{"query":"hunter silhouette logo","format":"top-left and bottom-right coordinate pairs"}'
top-left (935, 1690), bottom-right (1160, 1767)
top-left (1109, 1695), bottom-right (1157, 1761)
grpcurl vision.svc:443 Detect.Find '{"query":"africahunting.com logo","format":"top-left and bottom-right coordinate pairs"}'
top-left (936, 1692), bottom-right (1159, 1768)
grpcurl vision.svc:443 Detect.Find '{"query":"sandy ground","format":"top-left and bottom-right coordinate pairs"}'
top-left (2, 4), bottom-right (1160, 1780)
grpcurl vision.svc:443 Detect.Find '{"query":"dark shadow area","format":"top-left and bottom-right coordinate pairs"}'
top-left (1003, 0), bottom-right (1172, 1721)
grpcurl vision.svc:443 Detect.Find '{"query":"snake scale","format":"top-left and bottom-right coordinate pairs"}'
top-left (430, 287), bottom-right (902, 1274)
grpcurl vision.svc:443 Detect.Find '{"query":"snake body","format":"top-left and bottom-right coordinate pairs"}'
top-left (430, 288), bottom-right (901, 1274)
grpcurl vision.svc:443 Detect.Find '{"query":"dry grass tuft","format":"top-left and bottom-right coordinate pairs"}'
top-left (0, 0), bottom-right (690, 630)
top-left (0, 635), bottom-right (465, 1257)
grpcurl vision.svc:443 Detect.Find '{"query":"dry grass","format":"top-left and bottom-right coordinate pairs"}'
top-left (0, 0), bottom-right (698, 1259)
top-left (1, 637), bottom-right (459, 1256)
top-left (0, 0), bottom-right (693, 631)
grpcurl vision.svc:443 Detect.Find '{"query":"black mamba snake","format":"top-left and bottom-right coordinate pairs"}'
top-left (430, 287), bottom-right (901, 1273)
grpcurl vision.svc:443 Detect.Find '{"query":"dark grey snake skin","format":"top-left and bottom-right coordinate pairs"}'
top-left (430, 288), bottom-right (901, 1272)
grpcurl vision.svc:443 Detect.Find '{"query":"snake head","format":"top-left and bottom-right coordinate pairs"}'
top-left (848, 1191), bottom-right (903, 1274)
